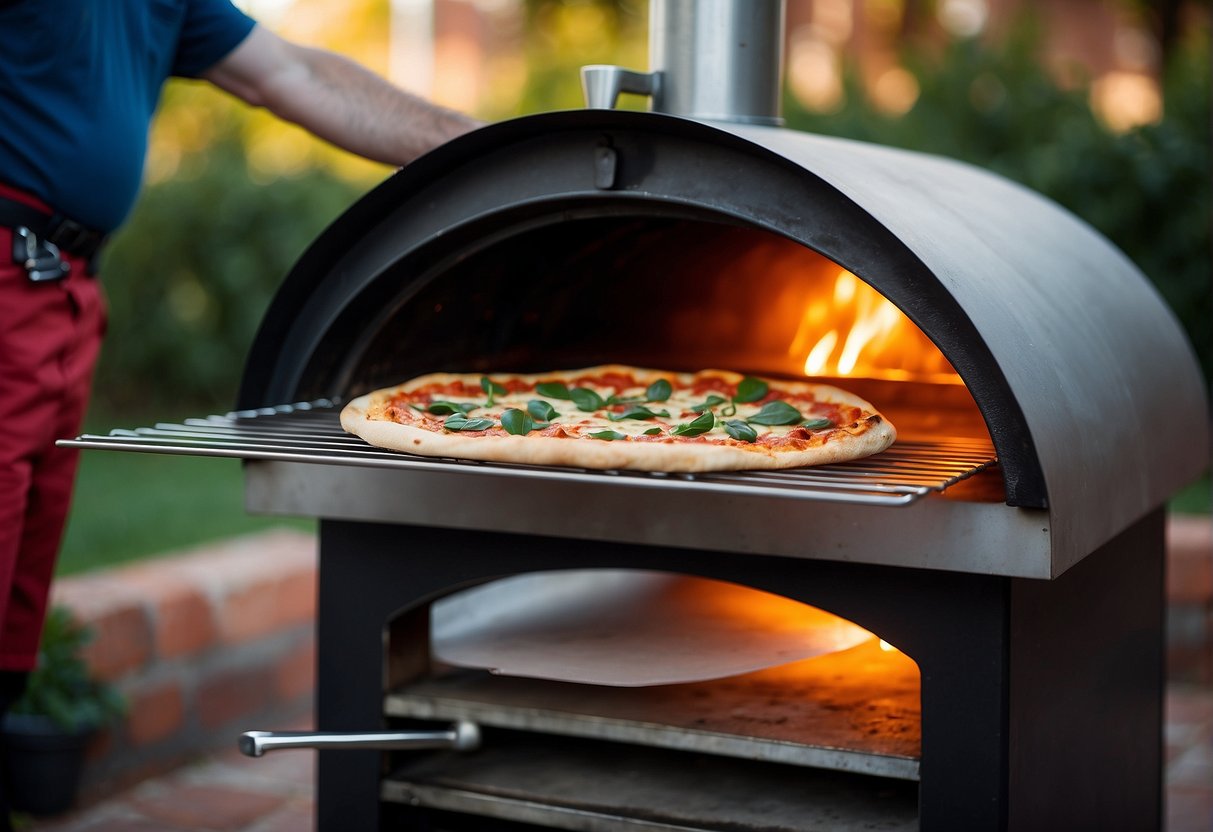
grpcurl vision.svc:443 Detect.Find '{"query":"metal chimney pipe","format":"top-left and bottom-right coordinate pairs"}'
top-left (650, 0), bottom-right (785, 124)
top-left (582, 0), bottom-right (785, 126)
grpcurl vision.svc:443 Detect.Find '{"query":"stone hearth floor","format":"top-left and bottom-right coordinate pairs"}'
top-left (20, 682), bottom-right (1212, 832)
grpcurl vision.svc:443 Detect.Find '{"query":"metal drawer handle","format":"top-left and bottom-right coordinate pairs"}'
top-left (238, 720), bottom-right (480, 757)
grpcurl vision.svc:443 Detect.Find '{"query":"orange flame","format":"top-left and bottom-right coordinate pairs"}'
top-left (791, 270), bottom-right (960, 383)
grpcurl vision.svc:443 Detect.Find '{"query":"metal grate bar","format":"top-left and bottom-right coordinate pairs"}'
top-left (60, 402), bottom-right (999, 507)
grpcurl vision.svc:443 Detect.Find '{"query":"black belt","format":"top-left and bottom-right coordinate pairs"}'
top-left (0, 198), bottom-right (107, 261)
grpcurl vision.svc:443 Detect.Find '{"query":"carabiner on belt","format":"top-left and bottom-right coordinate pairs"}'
top-left (12, 225), bottom-right (70, 282)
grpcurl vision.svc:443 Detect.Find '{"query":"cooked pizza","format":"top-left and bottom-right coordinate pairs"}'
top-left (339, 365), bottom-right (896, 473)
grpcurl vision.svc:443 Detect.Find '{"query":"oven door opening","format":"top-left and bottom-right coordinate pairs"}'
top-left (318, 214), bottom-right (996, 463)
top-left (381, 569), bottom-right (922, 830)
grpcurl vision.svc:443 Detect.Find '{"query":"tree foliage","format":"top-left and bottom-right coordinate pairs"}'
top-left (95, 132), bottom-right (364, 413)
top-left (785, 26), bottom-right (1211, 383)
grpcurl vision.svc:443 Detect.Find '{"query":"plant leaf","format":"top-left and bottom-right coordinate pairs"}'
top-left (690, 394), bottom-right (727, 412)
top-left (588, 430), bottom-right (627, 441)
top-left (570, 387), bottom-right (606, 412)
top-left (527, 399), bottom-right (560, 421)
top-left (671, 410), bottom-right (716, 437)
top-left (608, 404), bottom-right (670, 421)
top-left (642, 427), bottom-right (663, 436)
top-left (747, 400), bottom-right (803, 426)
top-left (480, 376), bottom-right (506, 406)
top-left (500, 408), bottom-right (535, 435)
top-left (418, 400), bottom-right (475, 416)
top-left (724, 419), bottom-right (758, 442)
top-left (536, 382), bottom-right (572, 400)
top-left (645, 379), bottom-right (672, 402)
top-left (444, 415), bottom-right (496, 432)
top-left (801, 417), bottom-right (834, 430)
top-left (734, 376), bottom-right (769, 403)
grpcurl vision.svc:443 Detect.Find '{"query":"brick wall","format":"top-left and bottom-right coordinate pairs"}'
top-left (50, 529), bottom-right (317, 802)
top-left (1167, 515), bottom-right (1213, 685)
top-left (48, 515), bottom-right (1212, 803)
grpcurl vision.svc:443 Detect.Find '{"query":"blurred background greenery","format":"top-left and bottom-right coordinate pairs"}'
top-left (59, 0), bottom-right (1210, 574)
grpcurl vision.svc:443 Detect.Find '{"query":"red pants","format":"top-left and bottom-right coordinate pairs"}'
top-left (0, 185), bottom-right (105, 671)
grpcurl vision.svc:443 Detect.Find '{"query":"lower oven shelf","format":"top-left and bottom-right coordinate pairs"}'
top-left (386, 640), bottom-right (921, 782)
top-left (382, 733), bottom-right (918, 832)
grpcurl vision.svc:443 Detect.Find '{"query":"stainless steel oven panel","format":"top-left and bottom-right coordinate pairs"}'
top-left (244, 459), bottom-right (1050, 578)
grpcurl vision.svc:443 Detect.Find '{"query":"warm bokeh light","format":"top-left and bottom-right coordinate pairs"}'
top-left (788, 28), bottom-right (845, 112)
top-left (871, 66), bottom-right (920, 115)
top-left (937, 0), bottom-right (989, 38)
top-left (1091, 70), bottom-right (1164, 131)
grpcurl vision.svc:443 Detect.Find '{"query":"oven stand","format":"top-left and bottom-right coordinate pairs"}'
top-left (314, 510), bottom-right (1163, 832)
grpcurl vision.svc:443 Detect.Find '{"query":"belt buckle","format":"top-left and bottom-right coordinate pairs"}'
top-left (12, 226), bottom-right (70, 283)
top-left (46, 215), bottom-right (91, 255)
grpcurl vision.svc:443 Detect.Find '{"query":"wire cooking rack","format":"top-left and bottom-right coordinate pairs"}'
top-left (59, 401), bottom-right (999, 507)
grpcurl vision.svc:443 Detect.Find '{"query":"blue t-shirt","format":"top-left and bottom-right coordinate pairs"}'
top-left (0, 0), bottom-right (256, 232)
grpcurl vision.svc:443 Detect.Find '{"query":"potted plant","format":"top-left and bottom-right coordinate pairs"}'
top-left (1, 606), bottom-right (125, 816)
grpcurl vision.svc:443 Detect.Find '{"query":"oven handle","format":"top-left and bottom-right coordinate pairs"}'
top-left (237, 720), bottom-right (480, 757)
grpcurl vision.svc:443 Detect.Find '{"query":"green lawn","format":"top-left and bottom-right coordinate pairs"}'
top-left (57, 448), bottom-right (313, 577)
top-left (1171, 474), bottom-right (1211, 516)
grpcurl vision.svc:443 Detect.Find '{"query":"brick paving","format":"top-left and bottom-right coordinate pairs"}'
top-left (1167, 685), bottom-right (1213, 832)
top-left (16, 682), bottom-right (1210, 832)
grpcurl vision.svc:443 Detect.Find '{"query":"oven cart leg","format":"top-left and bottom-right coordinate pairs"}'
top-left (316, 513), bottom-right (1162, 831)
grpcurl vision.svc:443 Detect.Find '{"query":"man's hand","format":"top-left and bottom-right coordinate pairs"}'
top-left (203, 26), bottom-right (483, 166)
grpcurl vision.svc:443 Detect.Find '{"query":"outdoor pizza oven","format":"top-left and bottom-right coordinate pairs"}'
top-left (66, 2), bottom-right (1209, 830)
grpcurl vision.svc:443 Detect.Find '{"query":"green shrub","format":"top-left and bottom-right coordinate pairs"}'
top-left (93, 136), bottom-right (365, 413)
top-left (11, 608), bottom-right (125, 733)
top-left (784, 29), bottom-right (1211, 385)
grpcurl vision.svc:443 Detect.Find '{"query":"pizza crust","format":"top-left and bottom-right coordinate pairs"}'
top-left (340, 366), bottom-right (896, 473)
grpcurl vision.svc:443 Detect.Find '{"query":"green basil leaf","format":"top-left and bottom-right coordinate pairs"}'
top-left (801, 417), bottom-right (834, 430)
top-left (671, 410), bottom-right (716, 437)
top-left (747, 400), bottom-right (804, 426)
top-left (606, 394), bottom-right (645, 406)
top-left (608, 404), bottom-right (671, 421)
top-left (691, 394), bottom-right (728, 412)
top-left (724, 419), bottom-right (758, 443)
top-left (500, 408), bottom-right (535, 436)
top-left (588, 430), bottom-right (627, 441)
top-left (421, 400), bottom-right (475, 416)
top-left (645, 379), bottom-right (672, 402)
top-left (444, 415), bottom-right (496, 432)
top-left (480, 376), bottom-right (506, 406)
top-left (536, 382), bottom-right (572, 400)
top-left (570, 387), bottom-right (606, 412)
top-left (527, 400), bottom-right (560, 421)
top-left (642, 427), bottom-right (663, 436)
top-left (734, 376), bottom-right (769, 403)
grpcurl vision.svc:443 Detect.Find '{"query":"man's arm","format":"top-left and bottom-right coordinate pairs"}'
top-left (202, 26), bottom-right (482, 166)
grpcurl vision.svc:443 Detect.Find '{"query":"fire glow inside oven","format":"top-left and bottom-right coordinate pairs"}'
top-left (63, 2), bottom-right (1209, 830)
